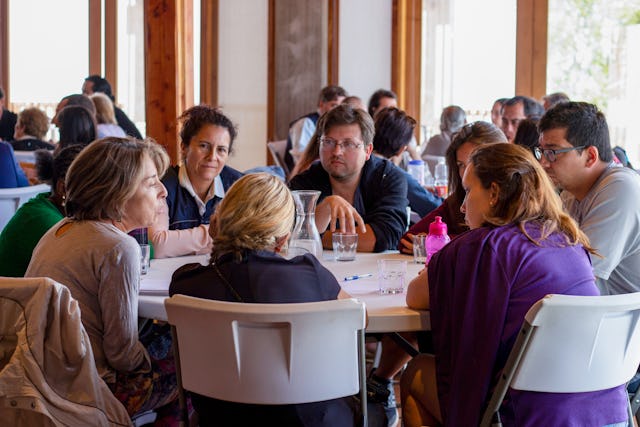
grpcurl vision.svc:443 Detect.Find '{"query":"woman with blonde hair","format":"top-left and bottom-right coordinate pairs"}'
top-left (170, 172), bottom-right (356, 426)
top-left (90, 92), bottom-right (126, 138)
top-left (401, 143), bottom-right (628, 426)
top-left (26, 137), bottom-right (179, 421)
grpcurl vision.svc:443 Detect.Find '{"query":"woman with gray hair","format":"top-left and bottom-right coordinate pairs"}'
top-left (26, 137), bottom-right (178, 420)
top-left (170, 173), bottom-right (357, 426)
top-left (421, 105), bottom-right (466, 172)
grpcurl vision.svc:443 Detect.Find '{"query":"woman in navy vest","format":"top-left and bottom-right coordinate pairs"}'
top-left (150, 105), bottom-right (242, 258)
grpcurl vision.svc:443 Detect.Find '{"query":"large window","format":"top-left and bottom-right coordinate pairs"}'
top-left (9, 0), bottom-right (89, 128)
top-left (547, 0), bottom-right (640, 164)
top-left (421, 0), bottom-right (516, 142)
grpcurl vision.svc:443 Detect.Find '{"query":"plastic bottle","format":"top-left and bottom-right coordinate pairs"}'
top-left (407, 159), bottom-right (425, 186)
top-left (434, 158), bottom-right (448, 198)
top-left (426, 216), bottom-right (451, 263)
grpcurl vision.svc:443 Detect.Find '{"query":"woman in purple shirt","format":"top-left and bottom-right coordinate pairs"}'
top-left (401, 143), bottom-right (628, 426)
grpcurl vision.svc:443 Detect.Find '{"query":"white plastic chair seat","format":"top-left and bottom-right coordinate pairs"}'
top-left (0, 183), bottom-right (51, 231)
top-left (267, 139), bottom-right (290, 178)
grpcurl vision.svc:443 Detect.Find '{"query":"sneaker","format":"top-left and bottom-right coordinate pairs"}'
top-left (367, 373), bottom-right (398, 427)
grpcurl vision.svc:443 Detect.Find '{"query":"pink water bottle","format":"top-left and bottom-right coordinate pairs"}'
top-left (426, 216), bottom-right (450, 263)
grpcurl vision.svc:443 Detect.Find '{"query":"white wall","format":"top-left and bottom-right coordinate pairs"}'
top-left (339, 0), bottom-right (393, 106)
top-left (218, 0), bottom-right (268, 171)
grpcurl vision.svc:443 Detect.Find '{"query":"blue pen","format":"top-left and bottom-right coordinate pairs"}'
top-left (344, 273), bottom-right (373, 281)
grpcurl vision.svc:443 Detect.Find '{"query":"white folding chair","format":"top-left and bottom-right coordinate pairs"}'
top-left (165, 296), bottom-right (367, 426)
top-left (480, 292), bottom-right (640, 427)
top-left (0, 183), bottom-right (50, 231)
top-left (267, 139), bottom-right (291, 178)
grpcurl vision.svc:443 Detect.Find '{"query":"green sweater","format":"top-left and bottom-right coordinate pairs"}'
top-left (0, 192), bottom-right (64, 277)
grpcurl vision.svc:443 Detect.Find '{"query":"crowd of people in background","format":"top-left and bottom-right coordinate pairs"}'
top-left (1, 76), bottom-right (640, 427)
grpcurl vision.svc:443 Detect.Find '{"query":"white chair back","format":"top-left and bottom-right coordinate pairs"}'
top-left (165, 296), bottom-right (366, 405)
top-left (481, 292), bottom-right (640, 426)
top-left (267, 139), bottom-right (290, 178)
top-left (0, 184), bottom-right (50, 231)
top-left (13, 151), bottom-right (37, 164)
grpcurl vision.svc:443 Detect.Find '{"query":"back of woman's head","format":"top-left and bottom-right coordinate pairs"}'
top-left (35, 145), bottom-right (84, 190)
top-left (210, 173), bottom-right (295, 261)
top-left (179, 105), bottom-right (237, 152)
top-left (373, 107), bottom-right (416, 158)
top-left (57, 105), bottom-right (98, 149)
top-left (65, 137), bottom-right (169, 221)
top-left (469, 143), bottom-right (590, 248)
top-left (90, 92), bottom-right (117, 125)
top-left (513, 118), bottom-right (540, 150)
top-left (446, 121), bottom-right (506, 202)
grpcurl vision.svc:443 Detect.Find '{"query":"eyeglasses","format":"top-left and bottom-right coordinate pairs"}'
top-left (533, 145), bottom-right (585, 163)
top-left (320, 136), bottom-right (364, 152)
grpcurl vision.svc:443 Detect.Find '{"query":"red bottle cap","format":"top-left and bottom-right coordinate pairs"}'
top-left (429, 216), bottom-right (448, 236)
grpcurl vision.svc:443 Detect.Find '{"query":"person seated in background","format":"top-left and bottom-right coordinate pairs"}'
top-left (538, 101), bottom-right (640, 295)
top-left (286, 85), bottom-right (348, 170)
top-left (170, 173), bottom-right (363, 427)
top-left (150, 105), bottom-right (242, 258)
top-left (500, 95), bottom-right (544, 142)
top-left (490, 97), bottom-right (508, 127)
top-left (82, 75), bottom-right (143, 139)
top-left (542, 91), bottom-right (570, 110)
top-left (0, 87), bottom-right (17, 141)
top-left (289, 104), bottom-right (408, 252)
top-left (0, 145), bottom-right (83, 276)
top-left (399, 121), bottom-right (506, 254)
top-left (10, 107), bottom-right (54, 150)
top-left (55, 105), bottom-right (98, 150)
top-left (421, 105), bottom-right (466, 173)
top-left (90, 92), bottom-right (127, 138)
top-left (373, 107), bottom-right (442, 217)
top-left (401, 143), bottom-right (628, 427)
top-left (52, 93), bottom-right (97, 126)
top-left (342, 95), bottom-right (367, 111)
top-left (512, 117), bottom-right (540, 156)
top-left (26, 137), bottom-right (178, 422)
top-left (368, 88), bottom-right (421, 165)
top-left (0, 141), bottom-right (29, 188)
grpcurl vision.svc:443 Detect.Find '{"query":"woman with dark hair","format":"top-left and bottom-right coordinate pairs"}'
top-left (399, 121), bottom-right (507, 253)
top-left (56, 105), bottom-right (98, 149)
top-left (26, 137), bottom-right (178, 420)
top-left (373, 107), bottom-right (441, 217)
top-left (149, 105), bottom-right (243, 258)
top-left (0, 145), bottom-right (83, 276)
top-left (513, 117), bottom-right (541, 156)
top-left (401, 143), bottom-right (628, 426)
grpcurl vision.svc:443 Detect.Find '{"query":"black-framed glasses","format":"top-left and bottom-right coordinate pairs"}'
top-left (533, 145), bottom-right (585, 163)
top-left (319, 136), bottom-right (364, 152)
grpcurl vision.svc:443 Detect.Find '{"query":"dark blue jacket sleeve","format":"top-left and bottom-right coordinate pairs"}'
top-left (404, 170), bottom-right (442, 217)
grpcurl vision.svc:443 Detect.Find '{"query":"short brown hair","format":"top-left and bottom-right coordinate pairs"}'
top-left (18, 107), bottom-right (49, 139)
top-left (316, 104), bottom-right (374, 146)
top-left (65, 137), bottom-right (169, 221)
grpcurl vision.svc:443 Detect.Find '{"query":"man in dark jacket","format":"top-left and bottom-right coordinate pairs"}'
top-left (289, 104), bottom-right (407, 252)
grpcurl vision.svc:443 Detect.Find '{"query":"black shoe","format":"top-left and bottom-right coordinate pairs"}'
top-left (367, 373), bottom-right (398, 427)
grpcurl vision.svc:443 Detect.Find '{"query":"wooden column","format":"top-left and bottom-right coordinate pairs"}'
top-left (105, 1), bottom-right (118, 100)
top-left (200, 0), bottom-right (218, 106)
top-left (327, 0), bottom-right (340, 85)
top-left (0, 0), bottom-right (9, 100)
top-left (144, 0), bottom-right (193, 165)
top-left (392, 0), bottom-right (422, 130)
top-left (89, 0), bottom-right (102, 76)
top-left (516, 0), bottom-right (548, 98)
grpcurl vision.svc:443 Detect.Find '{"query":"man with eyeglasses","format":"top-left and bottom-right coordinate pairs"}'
top-left (538, 101), bottom-right (640, 295)
top-left (289, 104), bottom-right (408, 253)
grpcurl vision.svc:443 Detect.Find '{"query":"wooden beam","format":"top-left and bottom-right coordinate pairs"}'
top-left (144, 0), bottom-right (193, 165)
top-left (327, 0), bottom-right (339, 85)
top-left (267, 0), bottom-right (276, 147)
top-left (0, 0), bottom-right (9, 101)
top-left (200, 0), bottom-right (218, 106)
top-left (105, 0), bottom-right (117, 100)
top-left (516, 0), bottom-right (548, 98)
top-left (89, 0), bottom-right (102, 76)
top-left (391, 0), bottom-right (422, 131)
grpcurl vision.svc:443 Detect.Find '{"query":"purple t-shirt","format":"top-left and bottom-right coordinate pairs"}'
top-left (428, 222), bottom-right (628, 426)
